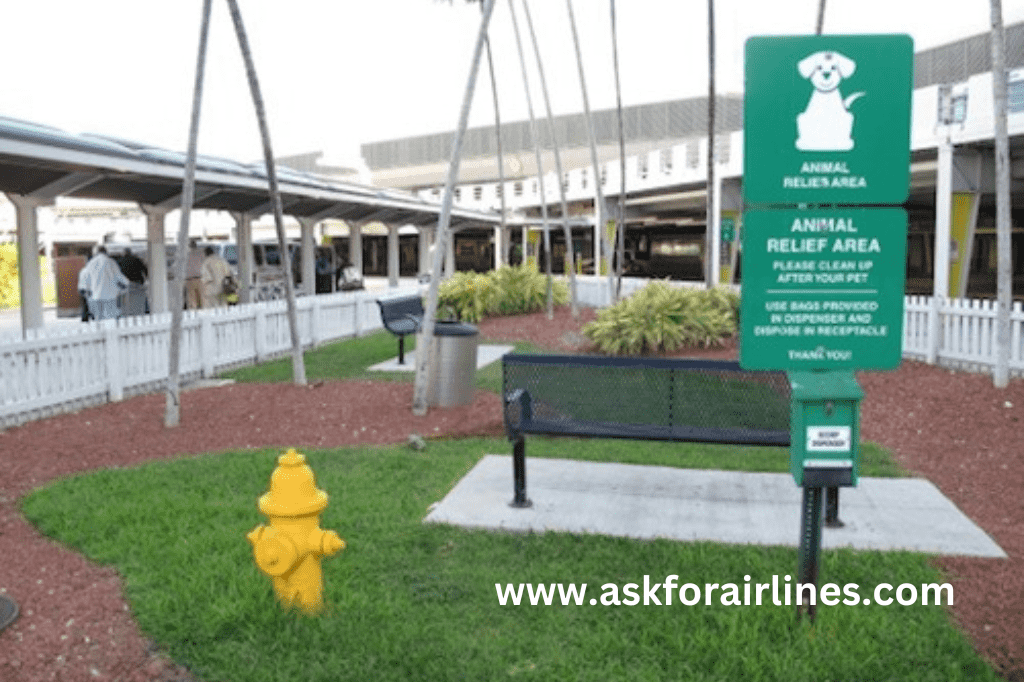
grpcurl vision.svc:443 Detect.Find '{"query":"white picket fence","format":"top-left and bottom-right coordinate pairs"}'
top-left (3, 285), bottom-right (1022, 430)
top-left (903, 295), bottom-right (1024, 376)
top-left (0, 287), bottom-right (418, 429)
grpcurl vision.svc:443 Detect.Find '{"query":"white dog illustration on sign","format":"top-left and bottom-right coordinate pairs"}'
top-left (795, 51), bottom-right (865, 151)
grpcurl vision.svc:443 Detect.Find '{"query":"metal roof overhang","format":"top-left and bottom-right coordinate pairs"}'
top-left (0, 118), bottom-right (501, 229)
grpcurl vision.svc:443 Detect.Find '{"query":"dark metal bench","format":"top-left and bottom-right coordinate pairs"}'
top-left (376, 295), bottom-right (424, 364)
top-left (502, 353), bottom-right (792, 507)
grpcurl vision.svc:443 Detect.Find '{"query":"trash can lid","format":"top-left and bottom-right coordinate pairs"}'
top-left (433, 321), bottom-right (479, 336)
top-left (0, 595), bottom-right (19, 632)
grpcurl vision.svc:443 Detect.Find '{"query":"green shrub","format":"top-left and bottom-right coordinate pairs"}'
top-left (489, 264), bottom-right (567, 315)
top-left (437, 265), bottom-right (567, 322)
top-left (583, 281), bottom-right (738, 355)
top-left (0, 243), bottom-right (20, 309)
top-left (436, 271), bottom-right (497, 323)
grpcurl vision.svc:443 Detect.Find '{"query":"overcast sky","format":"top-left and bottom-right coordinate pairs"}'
top-left (3, 1), bottom-right (1022, 175)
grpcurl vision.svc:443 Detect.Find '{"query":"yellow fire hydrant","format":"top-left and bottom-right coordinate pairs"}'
top-left (247, 448), bottom-right (345, 614)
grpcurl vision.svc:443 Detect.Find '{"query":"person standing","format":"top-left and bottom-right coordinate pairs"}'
top-left (115, 249), bottom-right (149, 316)
top-left (81, 246), bottom-right (129, 321)
top-left (77, 255), bottom-right (95, 322)
top-left (200, 246), bottom-right (233, 308)
top-left (185, 239), bottom-right (204, 310)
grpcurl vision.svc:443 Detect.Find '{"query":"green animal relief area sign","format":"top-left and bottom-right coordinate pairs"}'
top-left (743, 35), bottom-right (913, 206)
top-left (740, 208), bottom-right (907, 370)
top-left (740, 34), bottom-right (912, 371)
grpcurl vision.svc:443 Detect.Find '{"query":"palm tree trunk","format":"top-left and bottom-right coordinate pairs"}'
top-left (565, 0), bottom-right (612, 303)
top-left (990, 0), bottom-right (1011, 387)
top-left (521, 0), bottom-right (578, 318)
top-left (705, 0), bottom-right (716, 289)
top-left (611, 0), bottom-right (627, 301)
top-left (520, 0), bottom-right (569, 317)
top-left (482, 7), bottom-right (508, 268)
top-left (508, 0), bottom-right (555, 317)
top-left (226, 0), bottom-right (306, 386)
top-left (165, 0), bottom-right (212, 428)
top-left (412, 0), bottom-right (497, 415)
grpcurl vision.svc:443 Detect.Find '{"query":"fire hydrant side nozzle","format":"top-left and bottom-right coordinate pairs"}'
top-left (247, 448), bottom-right (345, 615)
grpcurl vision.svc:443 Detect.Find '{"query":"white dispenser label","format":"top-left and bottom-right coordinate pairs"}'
top-left (806, 426), bottom-right (851, 452)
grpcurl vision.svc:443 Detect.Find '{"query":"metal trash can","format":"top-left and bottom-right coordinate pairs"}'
top-left (426, 321), bottom-right (479, 407)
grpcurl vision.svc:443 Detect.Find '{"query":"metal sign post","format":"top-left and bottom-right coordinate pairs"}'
top-left (741, 33), bottom-right (913, 622)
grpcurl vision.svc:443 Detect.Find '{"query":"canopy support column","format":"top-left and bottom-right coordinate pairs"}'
top-left (387, 224), bottom-right (400, 287)
top-left (7, 193), bottom-right (50, 335)
top-left (140, 205), bottom-right (170, 313)
top-left (232, 212), bottom-right (255, 304)
top-left (298, 217), bottom-right (317, 295)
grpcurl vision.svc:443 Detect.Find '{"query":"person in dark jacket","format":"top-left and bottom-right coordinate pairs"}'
top-left (115, 250), bottom-right (150, 315)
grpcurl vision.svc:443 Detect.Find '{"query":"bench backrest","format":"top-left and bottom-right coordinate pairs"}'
top-left (376, 296), bottom-right (424, 327)
top-left (503, 353), bottom-right (791, 447)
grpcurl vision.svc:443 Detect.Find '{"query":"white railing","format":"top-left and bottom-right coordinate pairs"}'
top-left (0, 287), bottom-right (418, 429)
top-left (903, 295), bottom-right (1024, 376)
top-left (3, 284), bottom-right (1021, 429)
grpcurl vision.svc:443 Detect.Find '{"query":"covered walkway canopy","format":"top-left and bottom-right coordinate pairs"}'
top-left (0, 115), bottom-right (500, 332)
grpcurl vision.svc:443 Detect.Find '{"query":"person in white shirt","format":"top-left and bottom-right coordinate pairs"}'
top-left (81, 246), bottom-right (129, 320)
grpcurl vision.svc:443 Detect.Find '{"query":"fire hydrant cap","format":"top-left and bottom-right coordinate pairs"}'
top-left (258, 449), bottom-right (329, 517)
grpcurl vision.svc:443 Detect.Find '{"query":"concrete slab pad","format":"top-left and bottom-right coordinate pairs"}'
top-left (181, 378), bottom-right (236, 392)
top-left (424, 455), bottom-right (1006, 558)
top-left (368, 344), bottom-right (514, 373)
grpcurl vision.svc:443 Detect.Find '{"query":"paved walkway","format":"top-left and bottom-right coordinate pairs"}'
top-left (368, 344), bottom-right (514, 372)
top-left (425, 455), bottom-right (1007, 558)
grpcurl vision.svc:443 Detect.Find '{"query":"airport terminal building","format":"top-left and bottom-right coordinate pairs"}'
top-left (361, 22), bottom-right (1024, 301)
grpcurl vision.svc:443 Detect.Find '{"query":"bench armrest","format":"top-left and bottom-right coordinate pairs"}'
top-left (503, 388), bottom-right (532, 441)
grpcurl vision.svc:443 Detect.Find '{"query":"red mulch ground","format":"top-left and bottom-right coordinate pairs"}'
top-left (0, 306), bottom-right (1021, 681)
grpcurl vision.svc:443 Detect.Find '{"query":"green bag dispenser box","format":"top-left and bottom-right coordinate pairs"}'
top-left (787, 371), bottom-right (863, 487)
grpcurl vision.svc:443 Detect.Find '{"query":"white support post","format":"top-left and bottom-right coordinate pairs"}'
top-left (521, 225), bottom-right (529, 267)
top-left (8, 193), bottom-right (48, 335)
top-left (419, 226), bottom-right (434, 277)
top-left (232, 212), bottom-right (255, 304)
top-left (934, 140), bottom-right (953, 300)
top-left (387, 223), bottom-right (400, 287)
top-left (141, 205), bottom-right (170, 313)
top-left (298, 217), bottom-right (317, 296)
top-left (494, 225), bottom-right (505, 269)
top-left (930, 140), bottom-right (954, 365)
top-left (350, 222), bottom-right (363, 277)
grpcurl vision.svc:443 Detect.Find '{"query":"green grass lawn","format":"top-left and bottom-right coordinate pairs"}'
top-left (18, 331), bottom-right (991, 680)
top-left (218, 330), bottom-right (540, 395)
top-left (20, 437), bottom-right (991, 682)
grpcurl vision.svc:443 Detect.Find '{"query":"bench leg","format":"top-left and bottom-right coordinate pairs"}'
top-left (510, 436), bottom-right (532, 508)
top-left (398, 335), bottom-right (405, 365)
